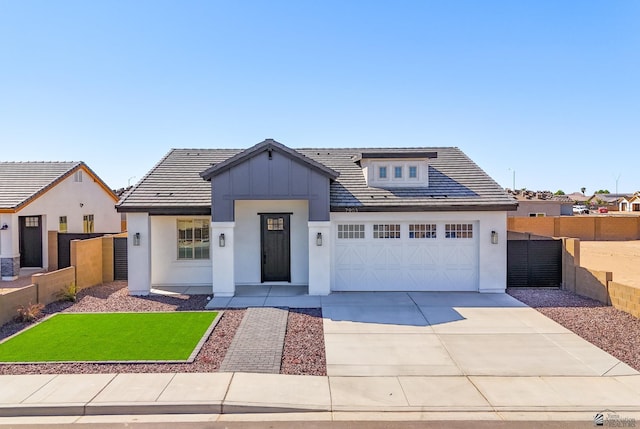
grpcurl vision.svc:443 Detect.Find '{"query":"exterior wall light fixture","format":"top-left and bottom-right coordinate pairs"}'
top-left (491, 230), bottom-right (498, 245)
top-left (0, 223), bottom-right (8, 230)
top-left (316, 232), bottom-right (323, 246)
top-left (219, 233), bottom-right (225, 247)
top-left (133, 232), bottom-right (141, 246)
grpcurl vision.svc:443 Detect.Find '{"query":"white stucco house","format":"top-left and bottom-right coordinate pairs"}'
top-left (0, 162), bottom-right (121, 280)
top-left (116, 139), bottom-right (517, 296)
top-left (619, 193), bottom-right (640, 212)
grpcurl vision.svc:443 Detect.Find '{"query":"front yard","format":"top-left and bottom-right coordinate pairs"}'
top-left (0, 312), bottom-right (219, 363)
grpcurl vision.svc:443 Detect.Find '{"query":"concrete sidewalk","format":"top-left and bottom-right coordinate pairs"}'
top-left (1, 372), bottom-right (640, 421)
top-left (1, 291), bottom-right (640, 422)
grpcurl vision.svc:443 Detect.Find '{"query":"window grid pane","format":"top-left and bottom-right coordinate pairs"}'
top-left (394, 166), bottom-right (402, 178)
top-left (25, 217), bottom-right (39, 228)
top-left (267, 217), bottom-right (284, 231)
top-left (373, 224), bottom-right (400, 239)
top-left (379, 166), bottom-right (387, 179)
top-left (409, 224), bottom-right (436, 238)
top-left (445, 223), bottom-right (473, 239)
top-left (177, 219), bottom-right (210, 260)
top-left (409, 166), bottom-right (418, 178)
top-left (337, 224), bottom-right (365, 239)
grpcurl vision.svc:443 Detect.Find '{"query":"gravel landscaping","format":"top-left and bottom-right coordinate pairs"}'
top-left (0, 281), bottom-right (327, 376)
top-left (508, 288), bottom-right (640, 372)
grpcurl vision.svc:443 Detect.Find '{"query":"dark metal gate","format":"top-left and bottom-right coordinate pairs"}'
top-left (57, 233), bottom-right (105, 269)
top-left (113, 237), bottom-right (128, 280)
top-left (507, 238), bottom-right (562, 287)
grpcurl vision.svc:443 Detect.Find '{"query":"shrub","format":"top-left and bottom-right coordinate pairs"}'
top-left (15, 302), bottom-right (44, 323)
top-left (57, 282), bottom-right (78, 302)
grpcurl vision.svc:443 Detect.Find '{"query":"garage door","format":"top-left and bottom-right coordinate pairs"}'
top-left (333, 222), bottom-right (479, 291)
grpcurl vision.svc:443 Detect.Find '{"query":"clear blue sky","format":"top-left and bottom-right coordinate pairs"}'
top-left (1, 0), bottom-right (638, 194)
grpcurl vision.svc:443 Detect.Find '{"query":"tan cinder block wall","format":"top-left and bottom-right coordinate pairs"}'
top-left (31, 266), bottom-right (76, 306)
top-left (71, 237), bottom-right (103, 290)
top-left (555, 217), bottom-right (595, 240)
top-left (48, 231), bottom-right (58, 272)
top-left (609, 282), bottom-right (640, 318)
top-left (594, 217), bottom-right (639, 240)
top-left (0, 286), bottom-right (38, 327)
top-left (575, 266), bottom-right (612, 305)
top-left (508, 217), bottom-right (555, 237)
top-left (562, 238), bottom-right (580, 293)
top-left (102, 235), bottom-right (114, 283)
top-left (509, 216), bottom-right (640, 241)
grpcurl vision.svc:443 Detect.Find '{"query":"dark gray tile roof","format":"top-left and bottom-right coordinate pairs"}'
top-left (0, 161), bottom-right (82, 210)
top-left (117, 146), bottom-right (517, 213)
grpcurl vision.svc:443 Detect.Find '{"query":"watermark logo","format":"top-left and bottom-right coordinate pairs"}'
top-left (594, 410), bottom-right (636, 427)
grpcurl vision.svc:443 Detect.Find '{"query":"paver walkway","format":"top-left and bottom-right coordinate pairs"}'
top-left (220, 307), bottom-right (288, 373)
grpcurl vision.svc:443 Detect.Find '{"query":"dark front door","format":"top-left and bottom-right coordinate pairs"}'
top-left (260, 213), bottom-right (291, 282)
top-left (19, 215), bottom-right (43, 267)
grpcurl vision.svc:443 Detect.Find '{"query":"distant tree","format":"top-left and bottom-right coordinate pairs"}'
top-left (595, 189), bottom-right (610, 194)
top-left (581, 187), bottom-right (586, 194)
top-left (554, 190), bottom-right (565, 195)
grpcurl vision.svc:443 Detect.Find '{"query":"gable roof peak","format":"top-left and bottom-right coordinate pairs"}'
top-left (200, 139), bottom-right (339, 181)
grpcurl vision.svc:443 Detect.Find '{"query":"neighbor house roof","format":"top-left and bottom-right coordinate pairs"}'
top-left (117, 143), bottom-right (517, 214)
top-left (507, 189), bottom-right (573, 203)
top-left (0, 161), bottom-right (117, 212)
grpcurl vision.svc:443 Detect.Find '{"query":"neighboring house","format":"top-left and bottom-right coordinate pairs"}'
top-left (0, 162), bottom-right (121, 280)
top-left (506, 189), bottom-right (573, 217)
top-left (619, 192), bottom-right (640, 212)
top-left (588, 193), bottom-right (626, 210)
top-left (566, 192), bottom-right (591, 204)
top-left (116, 139), bottom-right (517, 296)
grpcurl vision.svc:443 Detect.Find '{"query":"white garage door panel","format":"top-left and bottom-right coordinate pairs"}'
top-left (333, 223), bottom-right (478, 292)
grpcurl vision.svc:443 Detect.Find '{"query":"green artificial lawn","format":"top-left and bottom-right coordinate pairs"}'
top-left (0, 312), bottom-right (218, 363)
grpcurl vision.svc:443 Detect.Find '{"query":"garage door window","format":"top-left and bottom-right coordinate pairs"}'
top-left (337, 224), bottom-right (365, 239)
top-left (373, 224), bottom-right (401, 239)
top-left (409, 224), bottom-right (436, 238)
top-left (445, 223), bottom-right (473, 239)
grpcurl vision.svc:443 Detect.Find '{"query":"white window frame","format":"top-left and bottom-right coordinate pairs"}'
top-left (337, 224), bottom-right (365, 239)
top-left (373, 224), bottom-right (401, 239)
top-left (445, 223), bottom-right (473, 239)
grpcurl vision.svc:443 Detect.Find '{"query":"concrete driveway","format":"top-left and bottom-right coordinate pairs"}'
top-left (322, 291), bottom-right (636, 377)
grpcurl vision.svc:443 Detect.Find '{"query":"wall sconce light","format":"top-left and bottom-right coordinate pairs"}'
top-left (491, 230), bottom-right (498, 245)
top-left (0, 223), bottom-right (8, 230)
top-left (133, 232), bottom-right (141, 246)
top-left (316, 232), bottom-right (323, 246)
top-left (219, 233), bottom-right (226, 247)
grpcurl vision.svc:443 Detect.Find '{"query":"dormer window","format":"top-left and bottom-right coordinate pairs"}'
top-left (358, 151), bottom-right (437, 188)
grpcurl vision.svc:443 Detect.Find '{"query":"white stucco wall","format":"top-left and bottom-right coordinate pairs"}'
top-left (234, 200), bottom-right (309, 285)
top-left (330, 210), bottom-right (508, 293)
top-left (149, 215), bottom-right (213, 287)
top-left (18, 168), bottom-right (120, 234)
